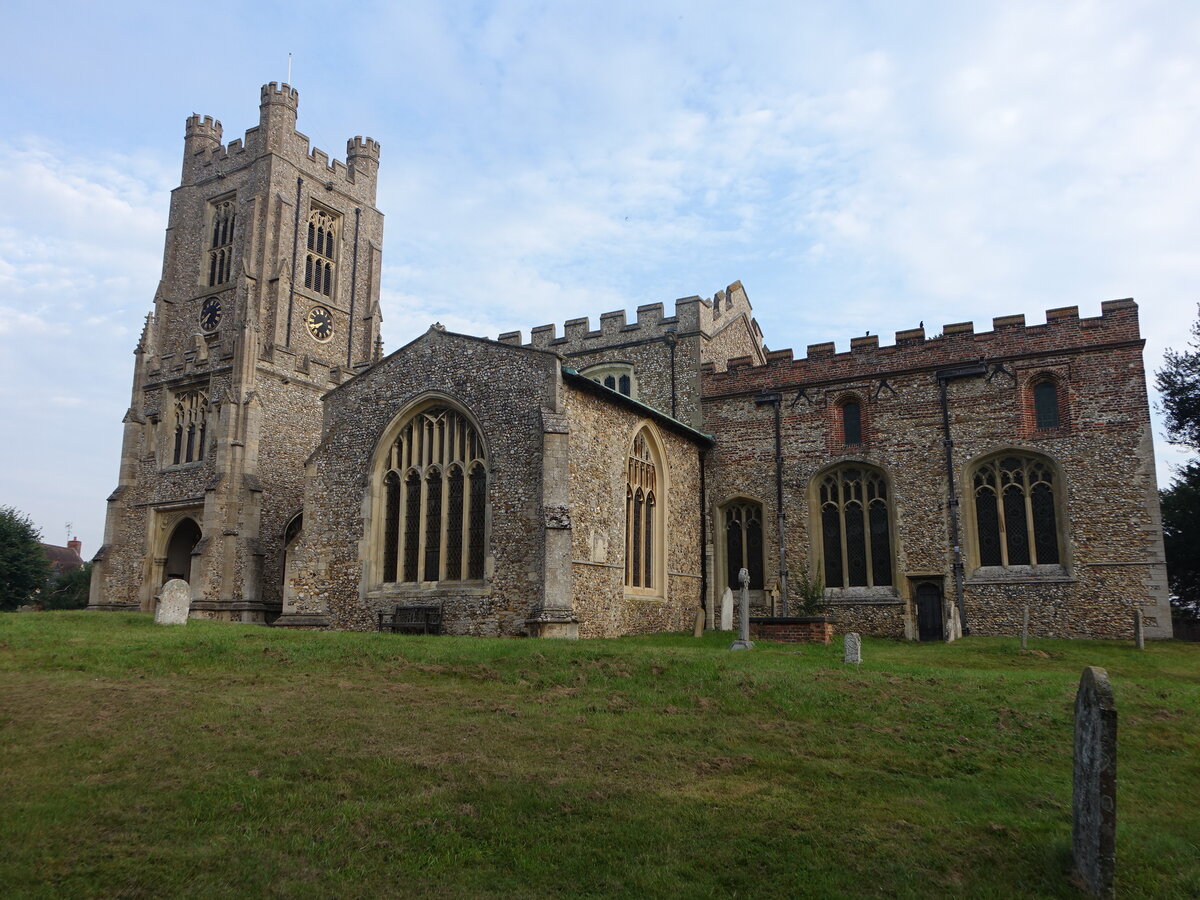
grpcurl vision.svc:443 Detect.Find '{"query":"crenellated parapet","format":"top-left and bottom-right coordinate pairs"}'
top-left (701, 299), bottom-right (1142, 395)
top-left (178, 84), bottom-right (380, 198)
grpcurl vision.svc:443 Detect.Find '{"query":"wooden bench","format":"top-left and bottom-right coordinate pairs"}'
top-left (377, 604), bottom-right (443, 635)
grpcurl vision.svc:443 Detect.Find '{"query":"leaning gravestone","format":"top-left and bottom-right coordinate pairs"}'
top-left (155, 579), bottom-right (192, 625)
top-left (720, 587), bottom-right (734, 631)
top-left (1133, 610), bottom-right (1144, 650)
top-left (1073, 666), bottom-right (1117, 899)
top-left (844, 632), bottom-right (861, 664)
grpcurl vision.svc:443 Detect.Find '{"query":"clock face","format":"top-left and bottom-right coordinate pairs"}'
top-left (200, 296), bottom-right (222, 332)
top-left (307, 305), bottom-right (334, 342)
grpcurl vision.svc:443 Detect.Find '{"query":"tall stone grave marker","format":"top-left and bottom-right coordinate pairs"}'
top-left (720, 587), bottom-right (734, 631)
top-left (1133, 610), bottom-right (1144, 650)
top-left (1073, 666), bottom-right (1117, 899)
top-left (844, 632), bottom-right (861, 664)
top-left (730, 568), bottom-right (755, 650)
top-left (155, 579), bottom-right (192, 625)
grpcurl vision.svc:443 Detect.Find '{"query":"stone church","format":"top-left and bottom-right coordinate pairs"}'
top-left (89, 84), bottom-right (1174, 641)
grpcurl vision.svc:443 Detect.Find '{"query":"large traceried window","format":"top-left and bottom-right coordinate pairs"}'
top-left (625, 429), bottom-right (661, 591)
top-left (723, 500), bottom-right (764, 590)
top-left (971, 453), bottom-right (1061, 569)
top-left (817, 465), bottom-right (893, 589)
top-left (207, 199), bottom-right (235, 287)
top-left (304, 208), bottom-right (337, 297)
top-left (172, 391), bottom-right (208, 465)
top-left (380, 405), bottom-right (487, 583)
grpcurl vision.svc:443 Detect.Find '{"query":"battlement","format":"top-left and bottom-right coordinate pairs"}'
top-left (185, 114), bottom-right (222, 139)
top-left (348, 136), bottom-right (381, 160)
top-left (260, 81), bottom-right (299, 108)
top-left (496, 281), bottom-right (760, 350)
top-left (701, 299), bottom-right (1142, 392)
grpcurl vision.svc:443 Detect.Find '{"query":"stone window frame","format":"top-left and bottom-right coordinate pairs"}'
top-left (963, 447), bottom-right (1071, 581)
top-left (303, 205), bottom-right (339, 299)
top-left (807, 460), bottom-right (898, 596)
top-left (167, 389), bottom-right (209, 468)
top-left (716, 495), bottom-right (766, 593)
top-left (582, 362), bottom-right (638, 399)
top-left (624, 424), bottom-right (667, 597)
top-left (204, 194), bottom-right (236, 288)
top-left (366, 394), bottom-right (491, 591)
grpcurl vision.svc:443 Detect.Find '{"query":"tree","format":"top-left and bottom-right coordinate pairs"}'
top-left (1156, 303), bottom-right (1200, 450)
top-left (0, 506), bottom-right (51, 611)
top-left (1161, 464), bottom-right (1200, 622)
top-left (43, 562), bottom-right (92, 610)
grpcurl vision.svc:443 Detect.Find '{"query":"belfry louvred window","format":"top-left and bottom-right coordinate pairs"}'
top-left (207, 199), bottom-right (235, 287)
top-left (625, 429), bottom-right (660, 590)
top-left (304, 208), bottom-right (337, 297)
top-left (816, 465), bottom-right (893, 589)
top-left (380, 406), bottom-right (487, 583)
top-left (972, 453), bottom-right (1061, 568)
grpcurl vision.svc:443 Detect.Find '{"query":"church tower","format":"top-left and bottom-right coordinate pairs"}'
top-left (89, 84), bottom-right (384, 622)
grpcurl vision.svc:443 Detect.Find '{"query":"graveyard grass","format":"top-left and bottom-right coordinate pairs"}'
top-left (1, 613), bottom-right (1197, 899)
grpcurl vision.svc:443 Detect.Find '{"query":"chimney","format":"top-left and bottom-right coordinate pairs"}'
top-left (68, 538), bottom-right (82, 558)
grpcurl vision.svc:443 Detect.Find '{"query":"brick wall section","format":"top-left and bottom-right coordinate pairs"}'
top-left (564, 385), bottom-right (705, 638)
top-left (701, 301), bottom-right (1173, 640)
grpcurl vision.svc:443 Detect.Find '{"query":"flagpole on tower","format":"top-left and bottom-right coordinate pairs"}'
top-left (287, 52), bottom-right (292, 84)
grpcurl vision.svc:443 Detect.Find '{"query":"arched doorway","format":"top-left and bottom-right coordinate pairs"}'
top-left (915, 581), bottom-right (944, 642)
top-left (164, 519), bottom-right (202, 585)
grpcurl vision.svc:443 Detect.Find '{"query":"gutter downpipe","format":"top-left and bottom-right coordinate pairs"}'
top-left (755, 391), bottom-right (788, 616)
top-left (699, 449), bottom-right (708, 619)
top-left (935, 361), bottom-right (988, 637)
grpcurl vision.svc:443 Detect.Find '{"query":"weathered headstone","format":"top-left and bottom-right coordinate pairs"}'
top-left (1021, 604), bottom-right (1030, 651)
top-left (720, 587), bottom-right (734, 631)
top-left (693, 607), bottom-right (705, 639)
top-left (731, 568), bottom-right (755, 650)
top-left (155, 579), bottom-right (192, 625)
top-left (844, 632), bottom-right (861, 664)
top-left (1073, 666), bottom-right (1117, 900)
top-left (1133, 610), bottom-right (1144, 650)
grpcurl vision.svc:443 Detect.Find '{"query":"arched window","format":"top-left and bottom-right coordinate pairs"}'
top-left (582, 363), bottom-right (637, 399)
top-left (842, 401), bottom-right (862, 445)
top-left (207, 199), bottom-right (235, 287)
top-left (723, 500), bottom-right (764, 590)
top-left (971, 453), bottom-right (1061, 568)
top-left (625, 428), bottom-right (662, 591)
top-left (378, 405), bottom-right (487, 583)
top-left (304, 208), bottom-right (337, 297)
top-left (1033, 380), bottom-right (1060, 430)
top-left (816, 465), bottom-right (893, 589)
top-left (172, 391), bottom-right (208, 465)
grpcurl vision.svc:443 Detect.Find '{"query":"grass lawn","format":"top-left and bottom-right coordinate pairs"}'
top-left (1, 612), bottom-right (1197, 898)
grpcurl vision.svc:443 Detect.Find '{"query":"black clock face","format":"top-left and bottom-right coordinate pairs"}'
top-left (200, 297), bottom-right (222, 331)
top-left (307, 306), bottom-right (333, 342)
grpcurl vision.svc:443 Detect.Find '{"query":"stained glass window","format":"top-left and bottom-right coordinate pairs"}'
top-left (972, 454), bottom-right (1061, 568)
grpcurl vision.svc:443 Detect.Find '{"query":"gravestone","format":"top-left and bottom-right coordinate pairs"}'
top-left (844, 632), bottom-right (861, 664)
top-left (1073, 666), bottom-right (1117, 900)
top-left (720, 587), bottom-right (734, 631)
top-left (731, 568), bottom-right (754, 650)
top-left (1021, 604), bottom-right (1029, 650)
top-left (1133, 610), bottom-right (1144, 650)
top-left (155, 579), bottom-right (192, 625)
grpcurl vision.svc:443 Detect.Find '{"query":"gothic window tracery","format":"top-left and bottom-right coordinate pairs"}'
top-left (971, 453), bottom-right (1062, 568)
top-left (304, 208), bottom-right (337, 298)
top-left (816, 465), bottom-right (893, 589)
top-left (172, 390), bottom-right (208, 465)
top-left (722, 500), bottom-right (764, 590)
top-left (379, 405), bottom-right (487, 584)
top-left (583, 363), bottom-right (637, 399)
top-left (207, 199), bottom-right (235, 287)
top-left (625, 428), bottom-right (661, 591)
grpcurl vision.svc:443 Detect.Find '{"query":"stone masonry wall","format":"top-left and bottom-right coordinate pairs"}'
top-left (564, 383), bottom-right (705, 638)
top-left (702, 300), bottom-right (1173, 640)
top-left (284, 328), bottom-right (560, 634)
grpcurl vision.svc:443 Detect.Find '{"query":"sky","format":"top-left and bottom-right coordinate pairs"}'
top-left (1, 0), bottom-right (1197, 557)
